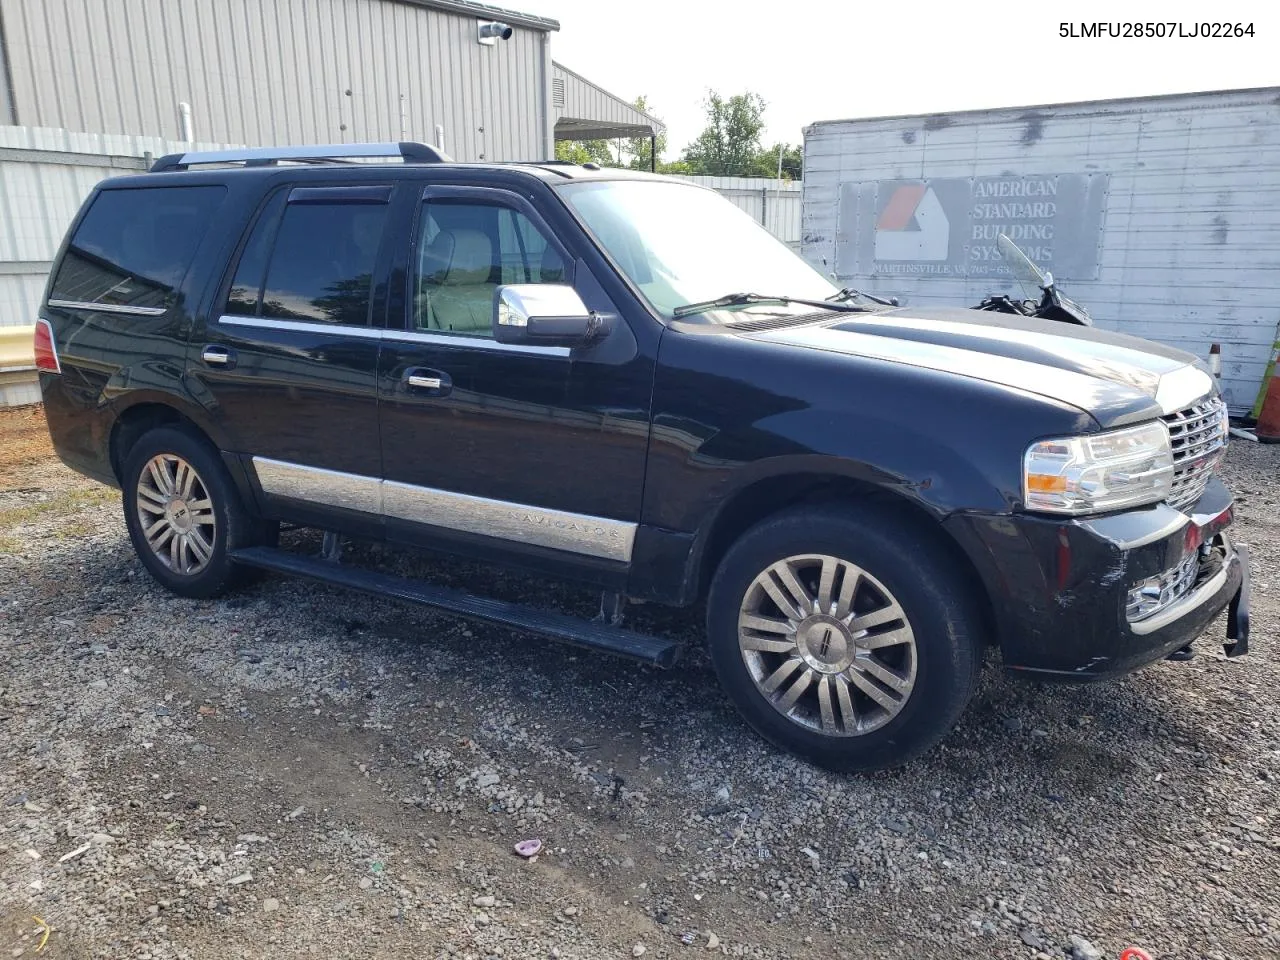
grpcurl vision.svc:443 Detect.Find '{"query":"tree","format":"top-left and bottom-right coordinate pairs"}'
top-left (555, 138), bottom-right (616, 166)
top-left (626, 95), bottom-right (668, 171)
top-left (680, 91), bottom-right (766, 177)
top-left (751, 142), bottom-right (803, 180)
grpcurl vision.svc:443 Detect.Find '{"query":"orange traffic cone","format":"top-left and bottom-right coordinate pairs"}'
top-left (1256, 340), bottom-right (1280, 443)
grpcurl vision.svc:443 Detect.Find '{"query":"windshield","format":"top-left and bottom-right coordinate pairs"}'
top-left (558, 180), bottom-right (839, 320)
top-left (997, 234), bottom-right (1051, 301)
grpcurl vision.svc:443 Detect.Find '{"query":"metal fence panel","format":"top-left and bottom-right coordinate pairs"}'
top-left (0, 125), bottom-right (238, 331)
top-left (675, 175), bottom-right (802, 249)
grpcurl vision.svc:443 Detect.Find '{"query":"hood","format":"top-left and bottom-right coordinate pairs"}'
top-left (750, 306), bottom-right (1216, 428)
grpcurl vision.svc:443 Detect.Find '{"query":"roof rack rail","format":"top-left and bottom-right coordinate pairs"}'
top-left (149, 141), bottom-right (452, 172)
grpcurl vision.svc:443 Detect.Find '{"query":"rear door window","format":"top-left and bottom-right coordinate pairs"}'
top-left (226, 187), bottom-right (391, 327)
top-left (49, 185), bottom-right (226, 313)
top-left (225, 189), bottom-right (288, 315)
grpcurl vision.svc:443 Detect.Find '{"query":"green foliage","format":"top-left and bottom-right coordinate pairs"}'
top-left (626, 95), bottom-right (668, 171)
top-left (676, 91), bottom-right (803, 180)
top-left (553, 94), bottom-right (800, 179)
top-left (553, 96), bottom-right (667, 170)
top-left (657, 159), bottom-right (693, 176)
top-left (751, 142), bottom-right (803, 180)
top-left (555, 139), bottom-right (617, 166)
top-left (680, 91), bottom-right (766, 177)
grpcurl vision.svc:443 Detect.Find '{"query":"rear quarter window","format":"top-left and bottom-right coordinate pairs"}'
top-left (50, 185), bottom-right (226, 312)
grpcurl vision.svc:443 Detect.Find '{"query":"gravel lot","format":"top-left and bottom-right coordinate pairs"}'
top-left (1, 403), bottom-right (1277, 960)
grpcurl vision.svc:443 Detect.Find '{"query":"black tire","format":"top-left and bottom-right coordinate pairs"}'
top-left (706, 502), bottom-right (984, 772)
top-left (121, 425), bottom-right (270, 599)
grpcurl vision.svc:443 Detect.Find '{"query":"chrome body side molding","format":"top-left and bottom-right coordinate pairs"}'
top-left (251, 457), bottom-right (635, 562)
top-left (253, 457), bottom-right (382, 515)
top-left (381, 480), bottom-right (634, 561)
top-left (218, 315), bottom-right (570, 356)
top-left (47, 298), bottom-right (168, 317)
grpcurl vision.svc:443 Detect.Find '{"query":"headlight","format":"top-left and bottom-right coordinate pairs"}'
top-left (1023, 421), bottom-right (1174, 514)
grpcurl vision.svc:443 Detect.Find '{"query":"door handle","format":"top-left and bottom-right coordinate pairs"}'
top-left (404, 368), bottom-right (451, 396)
top-left (202, 345), bottom-right (236, 368)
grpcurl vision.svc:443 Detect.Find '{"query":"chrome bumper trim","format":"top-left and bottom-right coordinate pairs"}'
top-left (1129, 541), bottom-right (1232, 635)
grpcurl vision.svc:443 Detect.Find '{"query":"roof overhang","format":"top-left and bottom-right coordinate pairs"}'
top-left (553, 62), bottom-right (665, 140)
top-left (393, 0), bottom-right (560, 31)
top-left (554, 118), bottom-right (659, 141)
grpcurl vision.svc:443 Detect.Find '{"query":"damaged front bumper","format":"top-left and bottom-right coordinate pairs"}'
top-left (945, 475), bottom-right (1250, 679)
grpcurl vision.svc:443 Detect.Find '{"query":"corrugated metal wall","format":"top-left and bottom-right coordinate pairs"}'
top-left (0, 7), bottom-right (14, 125)
top-left (0, 126), bottom-right (237, 331)
top-left (0, 0), bottom-right (550, 162)
top-left (677, 175), bottom-right (802, 249)
top-left (803, 88), bottom-right (1280, 413)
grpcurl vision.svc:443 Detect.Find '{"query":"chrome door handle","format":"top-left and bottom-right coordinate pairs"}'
top-left (403, 367), bottom-right (451, 396)
top-left (201, 345), bottom-right (235, 367)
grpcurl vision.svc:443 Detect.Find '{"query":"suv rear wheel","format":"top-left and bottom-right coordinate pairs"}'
top-left (706, 503), bottom-right (983, 771)
top-left (122, 426), bottom-right (269, 599)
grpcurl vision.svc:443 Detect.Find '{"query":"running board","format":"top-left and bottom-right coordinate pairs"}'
top-left (229, 546), bottom-right (683, 669)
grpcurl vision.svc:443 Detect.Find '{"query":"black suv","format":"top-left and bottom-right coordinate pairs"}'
top-left (35, 142), bottom-right (1249, 771)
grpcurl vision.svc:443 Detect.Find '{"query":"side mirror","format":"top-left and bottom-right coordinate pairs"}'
top-left (492, 284), bottom-right (602, 347)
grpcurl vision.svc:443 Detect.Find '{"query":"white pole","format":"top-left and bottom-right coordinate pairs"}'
top-left (772, 143), bottom-right (785, 235)
top-left (435, 124), bottom-right (445, 152)
top-left (179, 102), bottom-right (194, 143)
top-left (400, 94), bottom-right (408, 140)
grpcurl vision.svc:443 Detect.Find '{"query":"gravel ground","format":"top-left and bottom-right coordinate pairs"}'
top-left (1, 404), bottom-right (1277, 960)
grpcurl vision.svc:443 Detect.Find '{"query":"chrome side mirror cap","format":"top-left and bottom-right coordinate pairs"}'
top-left (492, 284), bottom-right (603, 347)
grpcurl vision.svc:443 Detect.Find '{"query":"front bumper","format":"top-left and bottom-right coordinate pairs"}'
top-left (945, 475), bottom-right (1250, 679)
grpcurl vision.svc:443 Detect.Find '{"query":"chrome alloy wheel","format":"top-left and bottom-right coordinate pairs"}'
top-left (135, 454), bottom-right (217, 575)
top-left (737, 554), bottom-right (917, 736)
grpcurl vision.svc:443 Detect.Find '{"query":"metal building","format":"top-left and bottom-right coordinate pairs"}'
top-left (0, 0), bottom-right (667, 403)
top-left (802, 87), bottom-right (1280, 413)
top-left (0, 0), bottom-right (662, 162)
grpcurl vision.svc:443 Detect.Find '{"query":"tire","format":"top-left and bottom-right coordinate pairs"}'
top-left (121, 425), bottom-right (270, 599)
top-left (706, 502), bottom-right (984, 772)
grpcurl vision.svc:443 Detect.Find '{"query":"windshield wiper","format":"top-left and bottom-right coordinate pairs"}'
top-left (827, 287), bottom-right (899, 307)
top-left (672, 292), bottom-right (867, 319)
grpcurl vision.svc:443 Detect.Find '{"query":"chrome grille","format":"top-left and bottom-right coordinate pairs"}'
top-left (1161, 396), bottom-right (1228, 512)
top-left (1125, 551), bottom-right (1200, 622)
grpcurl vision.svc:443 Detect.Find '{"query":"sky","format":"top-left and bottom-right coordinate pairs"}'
top-left (532, 0), bottom-right (1276, 160)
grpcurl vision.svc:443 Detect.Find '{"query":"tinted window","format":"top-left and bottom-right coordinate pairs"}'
top-left (50, 186), bottom-right (226, 311)
top-left (259, 202), bottom-right (388, 326)
top-left (413, 201), bottom-right (566, 337)
top-left (225, 189), bottom-right (288, 315)
top-left (497, 208), bottom-right (558, 284)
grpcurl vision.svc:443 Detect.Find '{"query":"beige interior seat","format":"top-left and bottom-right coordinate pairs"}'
top-left (421, 228), bottom-right (497, 334)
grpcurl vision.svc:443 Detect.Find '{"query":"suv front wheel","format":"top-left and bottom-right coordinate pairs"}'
top-left (122, 426), bottom-right (269, 599)
top-left (706, 503), bottom-right (984, 771)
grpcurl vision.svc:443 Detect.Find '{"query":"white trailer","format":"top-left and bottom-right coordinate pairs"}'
top-left (801, 87), bottom-right (1280, 414)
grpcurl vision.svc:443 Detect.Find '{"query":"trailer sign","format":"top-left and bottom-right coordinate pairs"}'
top-left (836, 174), bottom-right (1108, 280)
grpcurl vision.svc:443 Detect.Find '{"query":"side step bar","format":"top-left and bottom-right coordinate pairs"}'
top-left (229, 546), bottom-right (683, 669)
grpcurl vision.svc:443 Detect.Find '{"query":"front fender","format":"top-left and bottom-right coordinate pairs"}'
top-left (644, 328), bottom-right (1094, 535)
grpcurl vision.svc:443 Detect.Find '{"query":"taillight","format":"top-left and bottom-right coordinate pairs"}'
top-left (34, 318), bottom-right (61, 374)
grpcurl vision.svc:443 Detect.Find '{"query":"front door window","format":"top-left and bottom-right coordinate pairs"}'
top-left (414, 200), bottom-right (567, 338)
